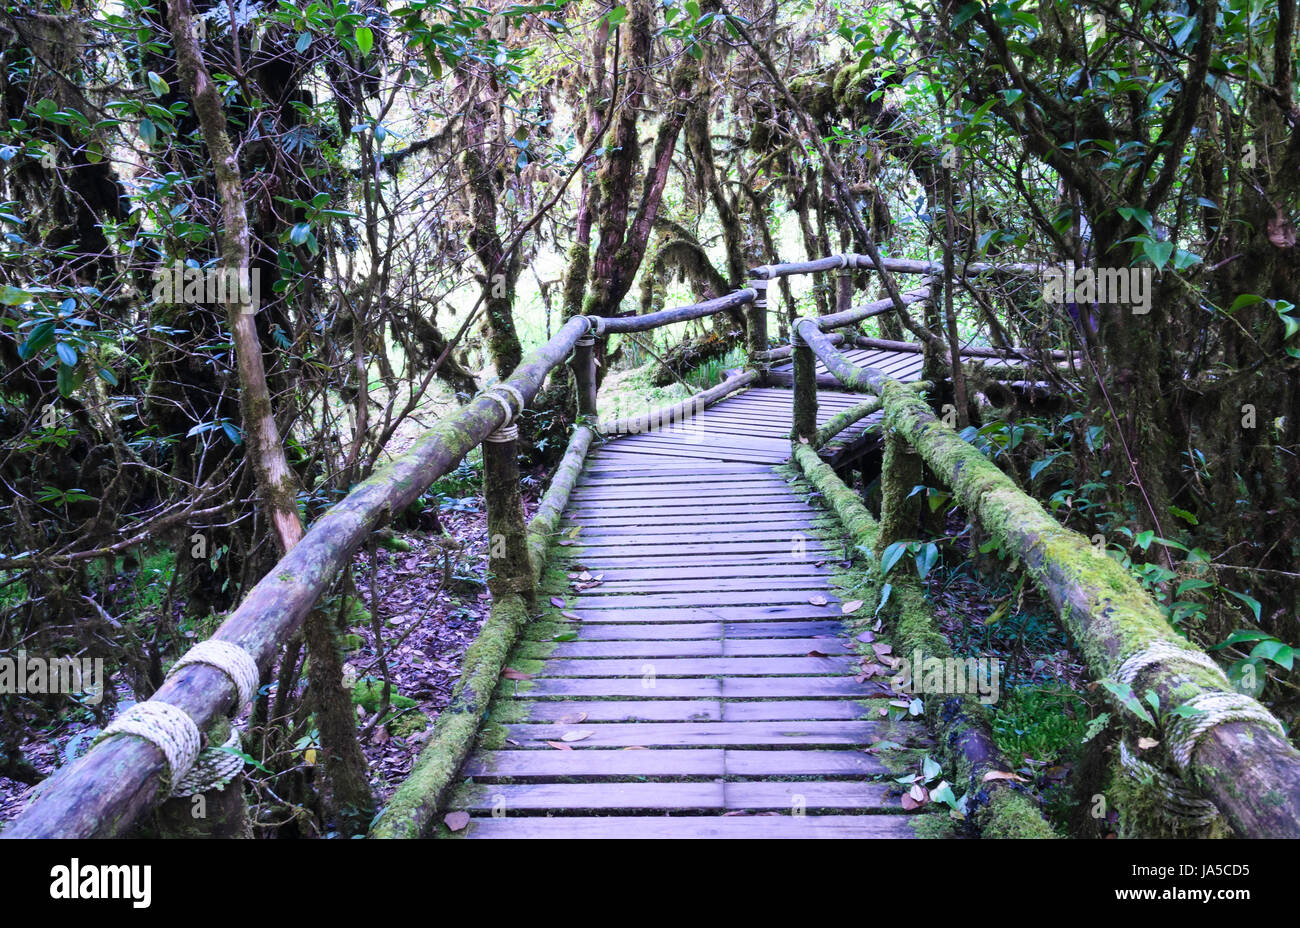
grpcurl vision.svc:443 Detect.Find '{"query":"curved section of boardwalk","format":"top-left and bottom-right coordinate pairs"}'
top-left (458, 382), bottom-right (930, 838)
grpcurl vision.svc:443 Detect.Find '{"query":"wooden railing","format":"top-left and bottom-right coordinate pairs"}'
top-left (4, 260), bottom-right (803, 838)
top-left (792, 318), bottom-right (1300, 838)
top-left (18, 249), bottom-right (1285, 839)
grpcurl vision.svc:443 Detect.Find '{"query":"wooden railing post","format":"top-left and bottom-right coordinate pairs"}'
top-left (836, 254), bottom-right (854, 315)
top-left (570, 333), bottom-right (598, 418)
top-left (791, 323), bottom-right (818, 443)
top-left (483, 421), bottom-right (535, 606)
top-left (746, 278), bottom-right (768, 370)
top-left (876, 430), bottom-right (923, 555)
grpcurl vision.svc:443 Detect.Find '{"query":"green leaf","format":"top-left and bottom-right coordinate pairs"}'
top-left (295, 31), bottom-right (312, 53)
top-left (289, 222), bottom-right (311, 245)
top-left (1168, 505), bottom-right (1198, 525)
top-left (1250, 640), bottom-right (1294, 670)
top-left (606, 4), bottom-right (627, 25)
top-left (914, 542), bottom-right (939, 581)
top-left (880, 541), bottom-right (908, 577)
top-left (146, 71), bottom-right (169, 97)
top-left (0, 285), bottom-right (31, 305)
top-left (1143, 239), bottom-right (1174, 269)
top-left (1210, 629), bottom-right (1272, 650)
top-left (355, 26), bottom-right (374, 56)
top-left (139, 117), bottom-right (157, 147)
top-left (1101, 680), bottom-right (1155, 725)
top-left (1228, 294), bottom-right (1265, 314)
top-left (97, 367), bottom-right (118, 386)
top-left (1224, 589), bottom-right (1262, 622)
top-left (55, 342), bottom-right (77, 367)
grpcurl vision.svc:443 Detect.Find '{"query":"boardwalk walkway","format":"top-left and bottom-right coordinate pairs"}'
top-left (456, 363), bottom-right (934, 837)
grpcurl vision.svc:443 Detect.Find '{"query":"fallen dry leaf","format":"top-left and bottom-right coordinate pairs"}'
top-left (502, 668), bottom-right (534, 680)
top-left (982, 770), bottom-right (1028, 783)
top-left (444, 811), bottom-right (471, 832)
top-left (841, 599), bottom-right (864, 615)
top-left (872, 643), bottom-right (893, 657)
top-left (561, 712), bottom-right (588, 725)
top-left (561, 611), bottom-right (581, 621)
top-left (549, 596), bottom-right (565, 608)
top-left (545, 741), bottom-right (573, 750)
top-left (1137, 737), bottom-right (1160, 750)
top-left (807, 649), bottom-right (830, 658)
top-left (560, 730), bottom-right (594, 742)
top-left (809, 595), bottom-right (829, 606)
top-left (856, 631), bottom-right (875, 643)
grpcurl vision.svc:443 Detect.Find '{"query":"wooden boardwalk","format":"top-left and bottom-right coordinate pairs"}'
top-left (457, 366), bottom-right (932, 838)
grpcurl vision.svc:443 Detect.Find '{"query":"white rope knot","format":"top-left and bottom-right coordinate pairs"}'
top-left (167, 639), bottom-right (259, 712)
top-left (94, 701), bottom-right (201, 794)
top-left (482, 383), bottom-right (526, 432)
top-left (485, 423), bottom-right (519, 442)
top-left (1118, 738), bottom-right (1220, 827)
top-left (170, 726), bottom-right (246, 797)
top-left (1165, 691), bottom-right (1286, 770)
top-left (1116, 640), bottom-right (1229, 690)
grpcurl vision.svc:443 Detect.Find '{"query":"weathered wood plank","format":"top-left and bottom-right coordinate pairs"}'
top-left (462, 749), bottom-right (727, 779)
top-left (458, 782), bottom-right (726, 811)
top-left (520, 700), bottom-right (723, 722)
top-left (721, 700), bottom-right (871, 721)
top-left (461, 815), bottom-right (917, 838)
top-left (501, 720), bottom-right (886, 747)
top-left (539, 656), bottom-right (857, 677)
top-left (517, 678), bottom-right (722, 698)
top-left (724, 781), bottom-right (898, 810)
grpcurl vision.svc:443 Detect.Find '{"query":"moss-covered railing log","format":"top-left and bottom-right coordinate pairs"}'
top-left (526, 425), bottom-right (593, 573)
top-left (371, 422), bottom-right (594, 839)
top-left (749, 254), bottom-right (858, 279)
top-left (757, 331), bottom-right (844, 362)
top-left (598, 370), bottom-right (758, 436)
top-left (817, 284), bottom-right (932, 331)
top-left (812, 381), bottom-right (931, 449)
top-left (877, 431), bottom-right (924, 553)
top-left (855, 336), bottom-right (1073, 362)
top-left (4, 317), bottom-right (594, 840)
top-left (881, 382), bottom-right (1300, 838)
top-left (791, 443), bottom-right (1055, 838)
top-left (599, 288), bottom-right (755, 334)
top-left (793, 317), bottom-right (886, 393)
top-left (814, 396), bottom-right (881, 448)
top-left (850, 255), bottom-right (1043, 278)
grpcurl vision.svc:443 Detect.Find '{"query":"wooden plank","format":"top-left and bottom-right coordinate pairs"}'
top-left (550, 564), bottom-right (827, 581)
top-left (458, 782), bottom-right (725, 811)
top-left (560, 605), bottom-right (841, 622)
top-left (520, 700), bottom-right (722, 722)
top-left (539, 657), bottom-right (857, 677)
top-left (555, 623), bottom-right (725, 640)
top-left (570, 542), bottom-right (829, 558)
top-left (572, 553), bottom-right (832, 569)
top-left (721, 637), bottom-right (852, 656)
top-left (723, 621), bottom-right (848, 637)
top-left (549, 640), bottom-right (724, 658)
top-left (721, 677), bottom-right (894, 698)
top-left (721, 700), bottom-right (871, 721)
top-left (572, 577), bottom-right (832, 593)
top-left (568, 532), bottom-right (820, 548)
top-left (724, 749), bottom-right (890, 777)
top-left (724, 781), bottom-right (898, 810)
top-left (517, 678), bottom-right (721, 698)
top-left (568, 591), bottom-right (843, 609)
top-left (461, 814), bottom-right (917, 838)
top-left (462, 749), bottom-right (726, 779)
top-left (501, 720), bottom-right (886, 747)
